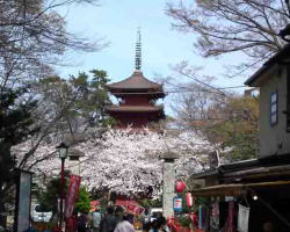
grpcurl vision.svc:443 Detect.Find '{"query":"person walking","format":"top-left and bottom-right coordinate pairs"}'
top-left (149, 216), bottom-right (170, 232)
top-left (100, 207), bottom-right (117, 232)
top-left (142, 222), bottom-right (151, 232)
top-left (114, 214), bottom-right (135, 232)
top-left (115, 206), bottom-right (124, 225)
top-left (78, 213), bottom-right (89, 232)
top-left (91, 208), bottom-right (102, 232)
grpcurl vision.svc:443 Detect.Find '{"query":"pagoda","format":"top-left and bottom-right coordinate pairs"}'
top-left (106, 30), bottom-right (165, 128)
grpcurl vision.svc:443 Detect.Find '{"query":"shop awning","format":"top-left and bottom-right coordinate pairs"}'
top-left (191, 180), bottom-right (290, 197)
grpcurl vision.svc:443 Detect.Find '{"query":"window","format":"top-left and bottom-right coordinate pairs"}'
top-left (270, 91), bottom-right (278, 126)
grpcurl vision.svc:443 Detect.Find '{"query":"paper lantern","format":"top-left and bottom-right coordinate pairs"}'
top-left (185, 192), bottom-right (193, 207)
top-left (175, 180), bottom-right (186, 193)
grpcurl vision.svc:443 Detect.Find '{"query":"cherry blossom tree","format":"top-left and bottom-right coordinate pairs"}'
top-left (13, 128), bottom-right (213, 197)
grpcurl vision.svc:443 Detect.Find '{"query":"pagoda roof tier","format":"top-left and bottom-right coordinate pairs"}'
top-left (106, 105), bottom-right (163, 113)
top-left (112, 91), bottom-right (165, 98)
top-left (107, 71), bottom-right (163, 91)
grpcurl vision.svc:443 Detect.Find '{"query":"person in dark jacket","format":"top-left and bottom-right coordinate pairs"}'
top-left (78, 213), bottom-right (88, 232)
top-left (115, 206), bottom-right (124, 225)
top-left (100, 207), bottom-right (117, 232)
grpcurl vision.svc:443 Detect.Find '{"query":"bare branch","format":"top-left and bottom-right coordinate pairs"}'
top-left (167, 0), bottom-right (288, 71)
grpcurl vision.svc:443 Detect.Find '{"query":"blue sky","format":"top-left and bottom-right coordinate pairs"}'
top-left (56, 0), bottom-right (249, 114)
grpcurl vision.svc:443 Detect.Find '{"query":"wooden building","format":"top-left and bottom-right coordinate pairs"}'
top-left (188, 44), bottom-right (290, 232)
top-left (106, 30), bottom-right (165, 128)
top-left (245, 44), bottom-right (290, 157)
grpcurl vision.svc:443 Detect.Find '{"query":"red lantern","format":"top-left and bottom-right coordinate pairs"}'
top-left (175, 180), bottom-right (186, 193)
top-left (185, 192), bottom-right (193, 207)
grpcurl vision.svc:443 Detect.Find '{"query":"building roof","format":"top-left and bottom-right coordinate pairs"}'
top-left (245, 44), bottom-right (290, 87)
top-left (107, 71), bottom-right (163, 91)
top-left (191, 180), bottom-right (290, 197)
top-left (190, 154), bottom-right (290, 182)
top-left (106, 105), bottom-right (163, 113)
top-left (190, 159), bottom-right (259, 180)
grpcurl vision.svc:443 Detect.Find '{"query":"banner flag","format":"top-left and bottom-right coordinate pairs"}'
top-left (238, 204), bottom-right (250, 232)
top-left (65, 175), bottom-right (81, 219)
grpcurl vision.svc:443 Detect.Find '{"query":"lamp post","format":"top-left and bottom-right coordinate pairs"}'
top-left (57, 142), bottom-right (68, 231)
top-left (68, 148), bottom-right (84, 175)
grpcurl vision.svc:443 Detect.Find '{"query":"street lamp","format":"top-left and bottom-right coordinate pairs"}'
top-left (57, 142), bottom-right (69, 231)
top-left (68, 148), bottom-right (84, 175)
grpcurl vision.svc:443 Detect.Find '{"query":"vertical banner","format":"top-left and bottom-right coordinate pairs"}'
top-left (225, 201), bottom-right (235, 232)
top-left (65, 175), bottom-right (81, 219)
top-left (210, 203), bottom-right (219, 231)
top-left (15, 170), bottom-right (32, 232)
top-left (238, 204), bottom-right (250, 232)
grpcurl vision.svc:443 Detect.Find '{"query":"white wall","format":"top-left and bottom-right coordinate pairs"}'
top-left (258, 65), bottom-right (290, 157)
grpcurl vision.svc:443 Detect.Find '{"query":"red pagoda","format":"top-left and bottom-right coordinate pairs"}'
top-left (106, 30), bottom-right (165, 128)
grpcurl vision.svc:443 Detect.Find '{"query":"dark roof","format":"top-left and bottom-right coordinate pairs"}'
top-left (190, 169), bottom-right (219, 179)
top-left (190, 159), bottom-right (259, 180)
top-left (107, 71), bottom-right (162, 90)
top-left (191, 154), bottom-right (290, 180)
top-left (191, 180), bottom-right (290, 197)
top-left (245, 44), bottom-right (290, 87)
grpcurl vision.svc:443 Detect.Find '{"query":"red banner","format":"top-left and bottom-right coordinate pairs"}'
top-left (65, 175), bottom-right (81, 219)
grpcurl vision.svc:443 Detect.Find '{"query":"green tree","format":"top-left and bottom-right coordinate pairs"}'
top-left (34, 69), bottom-right (113, 137)
top-left (139, 197), bottom-right (162, 209)
top-left (38, 172), bottom-right (70, 214)
top-left (75, 187), bottom-right (91, 214)
top-left (69, 69), bottom-right (113, 127)
top-left (206, 96), bottom-right (259, 161)
top-left (0, 87), bottom-right (38, 226)
top-left (16, 69), bottom-right (114, 173)
top-left (173, 84), bottom-right (259, 161)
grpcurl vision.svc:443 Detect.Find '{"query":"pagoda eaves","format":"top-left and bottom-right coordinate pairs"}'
top-left (105, 30), bottom-right (166, 128)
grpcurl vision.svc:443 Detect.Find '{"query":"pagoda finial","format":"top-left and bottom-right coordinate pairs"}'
top-left (135, 27), bottom-right (142, 71)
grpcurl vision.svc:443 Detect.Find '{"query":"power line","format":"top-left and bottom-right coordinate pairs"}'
top-left (217, 85), bottom-right (247, 89)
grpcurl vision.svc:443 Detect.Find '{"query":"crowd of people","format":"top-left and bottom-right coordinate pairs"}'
top-left (77, 206), bottom-right (170, 232)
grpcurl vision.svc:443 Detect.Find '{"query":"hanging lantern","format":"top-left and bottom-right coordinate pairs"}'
top-left (185, 192), bottom-right (193, 207)
top-left (175, 180), bottom-right (186, 193)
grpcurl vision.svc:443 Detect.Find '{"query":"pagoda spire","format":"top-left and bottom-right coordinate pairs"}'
top-left (135, 28), bottom-right (142, 71)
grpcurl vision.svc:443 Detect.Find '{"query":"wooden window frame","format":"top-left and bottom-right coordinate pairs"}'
top-left (270, 91), bottom-right (278, 126)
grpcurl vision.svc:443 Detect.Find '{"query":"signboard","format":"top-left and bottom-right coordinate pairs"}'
top-left (173, 197), bottom-right (182, 212)
top-left (15, 170), bottom-right (32, 232)
top-left (238, 204), bottom-right (250, 232)
top-left (65, 175), bottom-right (81, 218)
